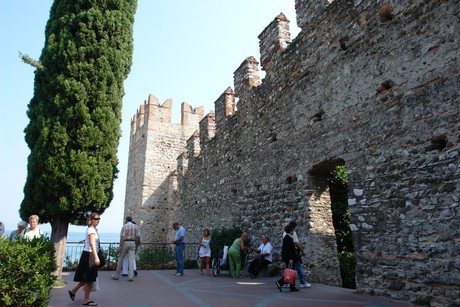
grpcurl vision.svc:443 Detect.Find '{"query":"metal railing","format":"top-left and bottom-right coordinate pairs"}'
top-left (63, 242), bottom-right (200, 271)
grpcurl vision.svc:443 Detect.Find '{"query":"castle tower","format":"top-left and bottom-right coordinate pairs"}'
top-left (124, 96), bottom-right (203, 243)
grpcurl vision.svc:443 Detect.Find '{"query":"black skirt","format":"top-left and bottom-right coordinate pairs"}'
top-left (73, 251), bottom-right (98, 282)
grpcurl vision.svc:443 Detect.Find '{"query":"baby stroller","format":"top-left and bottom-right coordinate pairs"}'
top-left (211, 245), bottom-right (229, 276)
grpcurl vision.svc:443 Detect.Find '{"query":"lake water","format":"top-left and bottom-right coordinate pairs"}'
top-left (2, 230), bottom-right (119, 243)
top-left (67, 231), bottom-right (119, 243)
top-left (65, 232), bottom-right (120, 263)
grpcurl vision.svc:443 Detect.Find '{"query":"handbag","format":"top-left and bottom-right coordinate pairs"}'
top-left (283, 266), bottom-right (297, 284)
top-left (97, 242), bottom-right (106, 268)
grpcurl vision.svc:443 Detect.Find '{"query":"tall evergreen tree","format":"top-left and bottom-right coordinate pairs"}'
top-left (20, 0), bottom-right (137, 276)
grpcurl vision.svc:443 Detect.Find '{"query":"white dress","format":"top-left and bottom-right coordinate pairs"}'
top-left (199, 237), bottom-right (211, 257)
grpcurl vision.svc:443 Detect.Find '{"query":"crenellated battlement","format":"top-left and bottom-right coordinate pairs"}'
top-left (199, 111), bottom-right (216, 146)
top-left (186, 130), bottom-right (201, 158)
top-left (233, 56), bottom-right (261, 99)
top-left (181, 102), bottom-right (205, 126)
top-left (129, 95), bottom-right (172, 141)
top-left (214, 87), bottom-right (235, 128)
top-left (258, 13), bottom-right (291, 71)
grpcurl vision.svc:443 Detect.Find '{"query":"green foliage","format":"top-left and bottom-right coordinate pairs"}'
top-left (184, 257), bottom-right (198, 269)
top-left (329, 165), bottom-right (356, 289)
top-left (63, 255), bottom-right (79, 271)
top-left (329, 165), bottom-right (353, 252)
top-left (338, 251), bottom-right (356, 289)
top-left (209, 226), bottom-right (242, 259)
top-left (19, 52), bottom-right (43, 70)
top-left (0, 237), bottom-right (57, 307)
top-left (102, 244), bottom-right (119, 263)
top-left (20, 1), bottom-right (138, 225)
top-left (137, 246), bottom-right (175, 270)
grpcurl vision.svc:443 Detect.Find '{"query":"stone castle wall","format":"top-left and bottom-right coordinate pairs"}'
top-left (124, 0), bottom-right (459, 305)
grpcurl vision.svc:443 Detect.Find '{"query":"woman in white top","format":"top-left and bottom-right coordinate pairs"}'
top-left (198, 228), bottom-right (212, 276)
top-left (20, 215), bottom-right (43, 240)
top-left (69, 212), bottom-right (101, 306)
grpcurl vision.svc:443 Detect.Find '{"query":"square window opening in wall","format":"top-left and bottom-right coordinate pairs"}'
top-left (426, 134), bottom-right (448, 152)
top-left (285, 174), bottom-right (297, 184)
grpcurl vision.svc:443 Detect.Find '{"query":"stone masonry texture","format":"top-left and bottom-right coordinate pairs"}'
top-left (125, 1), bottom-right (459, 306)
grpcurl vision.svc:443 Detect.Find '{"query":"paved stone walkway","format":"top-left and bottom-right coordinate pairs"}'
top-left (49, 270), bottom-right (414, 307)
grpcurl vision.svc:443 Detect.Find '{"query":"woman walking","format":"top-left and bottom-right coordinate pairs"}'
top-left (276, 224), bottom-right (300, 292)
top-left (68, 212), bottom-right (101, 306)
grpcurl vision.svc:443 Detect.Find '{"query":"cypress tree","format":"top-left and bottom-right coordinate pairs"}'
top-left (20, 0), bottom-right (137, 276)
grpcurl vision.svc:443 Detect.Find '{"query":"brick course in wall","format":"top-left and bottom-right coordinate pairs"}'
top-left (124, 1), bottom-right (459, 306)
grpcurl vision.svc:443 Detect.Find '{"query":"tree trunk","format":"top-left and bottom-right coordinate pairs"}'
top-left (50, 217), bottom-right (70, 278)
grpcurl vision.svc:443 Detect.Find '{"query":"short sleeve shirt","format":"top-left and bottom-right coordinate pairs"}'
top-left (84, 226), bottom-right (99, 252)
top-left (175, 226), bottom-right (186, 243)
top-left (258, 242), bottom-right (273, 262)
top-left (120, 222), bottom-right (140, 241)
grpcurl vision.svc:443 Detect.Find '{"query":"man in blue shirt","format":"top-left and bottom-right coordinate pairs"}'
top-left (171, 222), bottom-right (186, 276)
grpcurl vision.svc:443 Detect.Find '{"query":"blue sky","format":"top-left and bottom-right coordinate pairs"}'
top-left (0, 0), bottom-right (299, 234)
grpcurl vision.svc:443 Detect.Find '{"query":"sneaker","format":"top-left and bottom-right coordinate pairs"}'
top-left (111, 275), bottom-right (119, 280)
top-left (290, 287), bottom-right (300, 292)
top-left (134, 270), bottom-right (138, 277)
top-left (300, 283), bottom-right (312, 288)
top-left (172, 272), bottom-right (178, 275)
top-left (175, 273), bottom-right (183, 276)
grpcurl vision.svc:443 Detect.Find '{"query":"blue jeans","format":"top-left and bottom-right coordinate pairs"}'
top-left (295, 262), bottom-right (308, 284)
top-left (175, 243), bottom-right (185, 274)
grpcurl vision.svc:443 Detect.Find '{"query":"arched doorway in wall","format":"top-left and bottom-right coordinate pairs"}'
top-left (308, 157), bottom-right (356, 289)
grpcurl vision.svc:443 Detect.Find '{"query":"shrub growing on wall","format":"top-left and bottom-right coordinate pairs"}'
top-left (210, 226), bottom-right (242, 259)
top-left (329, 165), bottom-right (356, 289)
top-left (0, 237), bottom-right (57, 306)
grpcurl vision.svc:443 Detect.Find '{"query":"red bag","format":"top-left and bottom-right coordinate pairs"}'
top-left (283, 268), bottom-right (297, 284)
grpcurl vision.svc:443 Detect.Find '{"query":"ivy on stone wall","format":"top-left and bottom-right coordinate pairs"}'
top-left (329, 165), bottom-right (356, 289)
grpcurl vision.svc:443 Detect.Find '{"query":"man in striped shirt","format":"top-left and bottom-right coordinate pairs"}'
top-left (112, 216), bottom-right (141, 281)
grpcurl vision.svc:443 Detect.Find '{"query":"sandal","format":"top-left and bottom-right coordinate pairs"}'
top-left (68, 290), bottom-right (75, 301)
top-left (83, 301), bottom-right (97, 306)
